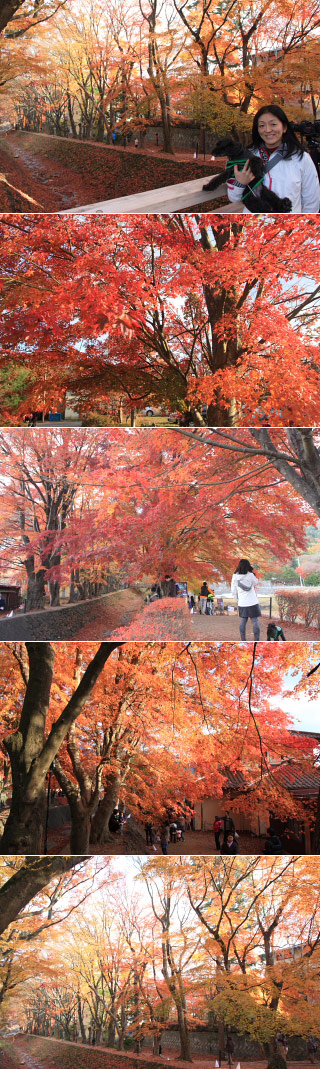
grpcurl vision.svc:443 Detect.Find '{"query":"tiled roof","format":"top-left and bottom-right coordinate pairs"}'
top-left (274, 766), bottom-right (320, 798)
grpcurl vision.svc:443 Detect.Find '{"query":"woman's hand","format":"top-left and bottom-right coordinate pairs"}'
top-left (233, 161), bottom-right (255, 185)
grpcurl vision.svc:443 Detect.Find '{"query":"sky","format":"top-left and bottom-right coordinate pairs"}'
top-left (283, 694), bottom-right (320, 733)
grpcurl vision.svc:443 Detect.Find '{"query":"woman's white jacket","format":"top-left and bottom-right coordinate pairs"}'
top-left (227, 148), bottom-right (320, 213)
top-left (231, 572), bottom-right (260, 606)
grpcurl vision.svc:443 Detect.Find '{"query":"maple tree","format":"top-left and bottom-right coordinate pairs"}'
top-left (158, 855), bottom-right (320, 1067)
top-left (0, 855), bottom-right (95, 936)
top-left (0, 214), bottom-right (319, 427)
top-left (2, 856), bottom-right (320, 1069)
top-left (0, 641), bottom-right (320, 855)
top-left (174, 428), bottom-right (320, 518)
top-left (173, 0), bottom-right (320, 126)
top-left (2, 0), bottom-right (320, 143)
top-left (0, 0), bottom-right (69, 35)
top-left (0, 641), bottom-right (121, 853)
top-left (0, 855), bottom-right (111, 1031)
top-left (138, 0), bottom-right (187, 154)
top-left (0, 428), bottom-right (316, 612)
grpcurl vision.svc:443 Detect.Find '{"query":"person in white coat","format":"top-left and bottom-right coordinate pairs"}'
top-left (231, 558), bottom-right (261, 640)
top-left (226, 104), bottom-right (320, 214)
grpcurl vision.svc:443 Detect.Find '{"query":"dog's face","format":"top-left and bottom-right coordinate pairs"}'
top-left (214, 138), bottom-right (244, 157)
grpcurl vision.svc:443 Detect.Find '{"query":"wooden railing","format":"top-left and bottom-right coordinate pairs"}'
top-left (61, 177), bottom-right (227, 215)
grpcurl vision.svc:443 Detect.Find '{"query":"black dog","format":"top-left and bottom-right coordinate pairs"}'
top-left (203, 138), bottom-right (292, 213)
top-left (267, 622), bottom-right (286, 641)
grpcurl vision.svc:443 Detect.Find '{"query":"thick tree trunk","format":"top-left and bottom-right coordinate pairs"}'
top-left (197, 222), bottom-right (246, 426)
top-left (0, 857), bottom-right (85, 937)
top-left (49, 579), bottom-right (60, 606)
top-left (159, 93), bottom-right (174, 154)
top-left (1, 643), bottom-right (55, 853)
top-left (1, 786), bottom-right (46, 854)
top-left (1, 641), bottom-right (120, 854)
top-left (264, 1039), bottom-right (287, 1069)
top-left (69, 803), bottom-right (91, 853)
top-left (0, 0), bottom-right (21, 32)
top-left (107, 1019), bottom-right (117, 1047)
top-left (78, 997), bottom-right (87, 1043)
top-left (67, 93), bottom-right (77, 138)
top-left (25, 569), bottom-right (47, 610)
top-left (177, 1006), bottom-right (192, 1061)
top-left (90, 779), bottom-right (120, 844)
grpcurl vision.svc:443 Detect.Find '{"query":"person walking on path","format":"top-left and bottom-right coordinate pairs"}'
top-left (307, 1038), bottom-right (318, 1064)
top-left (225, 1036), bottom-right (234, 1066)
top-left (264, 827), bottom-right (283, 854)
top-left (213, 816), bottom-right (223, 851)
top-left (199, 581), bottom-right (214, 614)
top-left (277, 1034), bottom-right (288, 1059)
top-left (177, 817), bottom-right (185, 841)
top-left (223, 811), bottom-right (235, 840)
top-left (160, 821), bottom-right (170, 855)
top-left (199, 581), bottom-right (209, 614)
top-left (207, 589), bottom-right (215, 614)
top-left (227, 104), bottom-right (320, 213)
top-left (170, 820), bottom-right (177, 842)
top-left (145, 820), bottom-right (154, 846)
top-left (223, 833), bottom-right (239, 855)
top-left (231, 558), bottom-right (261, 640)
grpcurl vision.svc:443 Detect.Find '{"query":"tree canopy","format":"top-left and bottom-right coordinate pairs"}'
top-left (1, 855), bottom-right (320, 1069)
top-left (0, 214), bottom-right (319, 426)
top-left (1, 640), bottom-right (320, 854)
top-left (0, 428), bottom-right (315, 613)
top-left (1, 0), bottom-right (320, 141)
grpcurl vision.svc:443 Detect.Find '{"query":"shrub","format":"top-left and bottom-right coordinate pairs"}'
top-left (276, 588), bottom-right (320, 628)
top-left (274, 566), bottom-right (299, 585)
top-left (305, 571), bottom-right (320, 586)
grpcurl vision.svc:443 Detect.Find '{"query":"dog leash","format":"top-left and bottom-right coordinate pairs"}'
top-left (225, 152), bottom-right (283, 200)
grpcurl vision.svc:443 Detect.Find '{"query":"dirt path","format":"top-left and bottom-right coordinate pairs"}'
top-left (100, 598), bottom-right (318, 641)
top-left (74, 588), bottom-right (144, 639)
top-left (8, 1037), bottom-right (317, 1069)
top-left (187, 611), bottom-right (318, 642)
top-left (47, 822), bottom-right (266, 856)
top-left (0, 134), bottom-right (79, 211)
top-left (0, 1037), bottom-right (46, 1069)
top-left (0, 131), bottom-right (220, 212)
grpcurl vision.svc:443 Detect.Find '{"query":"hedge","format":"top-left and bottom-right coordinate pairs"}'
top-left (276, 588), bottom-right (320, 628)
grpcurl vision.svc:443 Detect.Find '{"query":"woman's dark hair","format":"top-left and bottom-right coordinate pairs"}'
top-left (251, 105), bottom-right (303, 159)
top-left (235, 559), bottom-right (254, 574)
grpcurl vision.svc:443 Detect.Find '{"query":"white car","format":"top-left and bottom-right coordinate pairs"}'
top-left (141, 406), bottom-right (168, 418)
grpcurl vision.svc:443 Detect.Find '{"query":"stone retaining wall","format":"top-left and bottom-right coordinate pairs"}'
top-left (0, 589), bottom-right (134, 640)
top-left (142, 1033), bottom-right (316, 1061)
